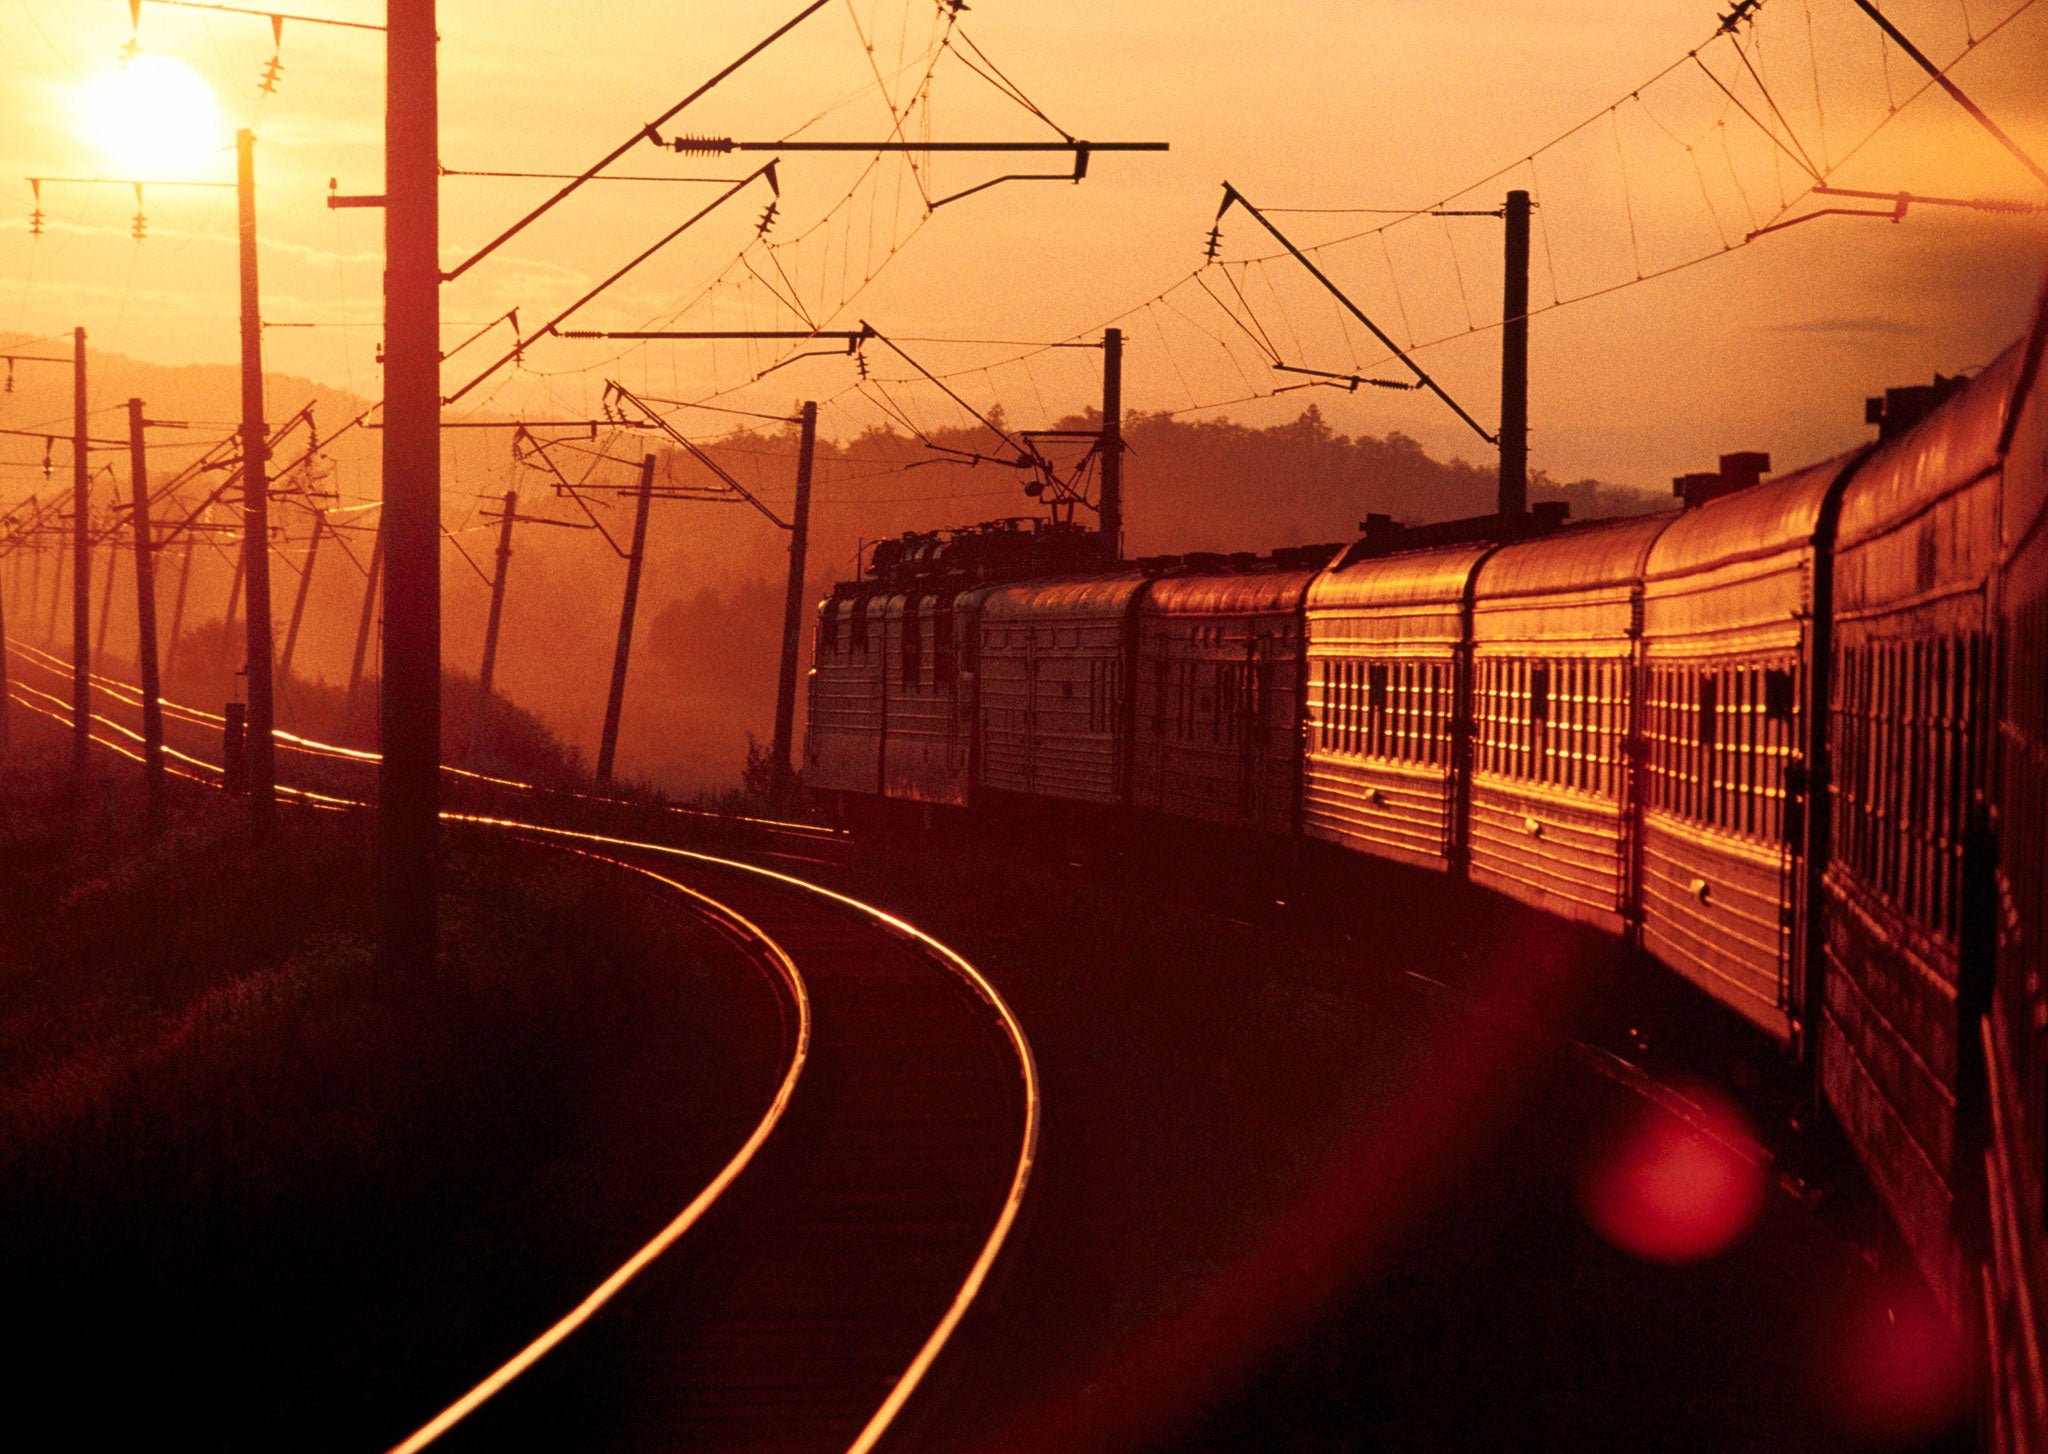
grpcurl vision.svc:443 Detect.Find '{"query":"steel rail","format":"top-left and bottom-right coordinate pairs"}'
top-left (19, 645), bottom-right (1040, 1454)
top-left (445, 813), bottom-right (1043, 1454)
top-left (386, 848), bottom-right (812, 1454)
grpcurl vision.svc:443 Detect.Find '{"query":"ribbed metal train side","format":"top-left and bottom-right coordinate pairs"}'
top-left (1466, 517), bottom-right (1675, 934)
top-left (1822, 342), bottom-right (2024, 1321)
top-left (1302, 545), bottom-right (1495, 871)
top-left (879, 592), bottom-right (973, 806)
top-left (975, 575), bottom-right (1149, 806)
top-left (804, 593), bottom-right (887, 797)
top-left (1132, 571), bottom-right (1317, 834)
top-left (1637, 457), bottom-right (1861, 1043)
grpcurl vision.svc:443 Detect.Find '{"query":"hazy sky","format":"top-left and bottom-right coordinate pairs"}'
top-left (3, 0), bottom-right (2045, 498)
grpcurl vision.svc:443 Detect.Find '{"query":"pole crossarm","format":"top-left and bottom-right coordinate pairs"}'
top-left (511, 425), bottom-right (630, 557)
top-left (669, 138), bottom-right (1167, 210)
top-left (1847, 0), bottom-right (2048, 190)
top-left (1273, 362), bottom-right (1425, 392)
top-left (557, 328), bottom-right (870, 342)
top-left (602, 381), bottom-right (790, 530)
top-left (862, 323), bottom-right (1051, 476)
top-left (442, 162), bottom-right (782, 406)
top-left (140, 0), bottom-right (384, 31)
top-left (1215, 182), bottom-right (1499, 447)
top-left (441, 0), bottom-right (829, 282)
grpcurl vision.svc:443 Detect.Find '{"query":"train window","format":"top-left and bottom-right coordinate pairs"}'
top-left (933, 606), bottom-right (956, 687)
top-left (820, 601), bottom-right (839, 656)
top-left (1531, 663), bottom-right (1550, 726)
top-left (1765, 667), bottom-right (1794, 722)
top-left (1368, 662), bottom-right (1389, 714)
top-left (850, 598), bottom-right (869, 654)
top-left (902, 598), bottom-right (923, 690)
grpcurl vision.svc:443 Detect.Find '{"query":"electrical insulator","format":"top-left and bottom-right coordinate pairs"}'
top-left (757, 200), bottom-right (779, 236)
top-left (1203, 224), bottom-right (1223, 261)
top-left (132, 211), bottom-right (147, 241)
top-left (671, 135), bottom-right (737, 155)
top-left (4, 359), bottom-right (13, 394)
top-left (41, 438), bottom-right (55, 479)
top-left (259, 54), bottom-right (283, 95)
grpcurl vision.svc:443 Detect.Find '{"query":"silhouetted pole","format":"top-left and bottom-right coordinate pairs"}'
top-left (1498, 189), bottom-right (1530, 518)
top-left (223, 543), bottom-right (245, 645)
top-left (770, 403), bottom-right (815, 803)
top-left (94, 538), bottom-right (118, 657)
top-left (596, 452), bottom-right (655, 788)
top-left (47, 534), bottom-right (66, 642)
top-left (477, 490), bottom-right (515, 699)
top-left (128, 399), bottom-right (166, 827)
top-left (72, 326), bottom-right (90, 774)
top-left (1100, 327), bottom-right (1123, 557)
top-left (278, 510), bottom-right (323, 684)
top-left (238, 129), bottom-right (277, 838)
top-left (347, 521), bottom-right (383, 720)
top-left (381, 0), bottom-right (443, 982)
top-left (162, 534), bottom-right (194, 679)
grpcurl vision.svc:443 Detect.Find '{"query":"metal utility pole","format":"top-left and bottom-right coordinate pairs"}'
top-left (478, 491), bottom-right (517, 699)
top-left (1100, 328), bottom-right (1123, 557)
top-left (47, 533), bottom-right (67, 642)
top-left (381, 0), bottom-right (442, 983)
top-left (770, 403), bottom-right (816, 803)
top-left (347, 520), bottom-right (383, 722)
top-left (223, 543), bottom-right (245, 647)
top-left (72, 326), bottom-right (90, 775)
top-left (278, 510), bottom-right (324, 684)
top-left (238, 129), bottom-right (277, 838)
top-left (128, 399), bottom-right (166, 827)
top-left (1498, 189), bottom-right (1530, 518)
top-left (162, 534), bottom-right (195, 679)
top-left (95, 540), bottom-right (119, 657)
top-left (596, 453), bottom-right (656, 787)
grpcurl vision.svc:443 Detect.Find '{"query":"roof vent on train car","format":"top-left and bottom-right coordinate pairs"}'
top-left (1865, 374), bottom-right (1970, 442)
top-left (1673, 451), bottom-right (1771, 509)
top-left (1530, 500), bottom-right (1571, 531)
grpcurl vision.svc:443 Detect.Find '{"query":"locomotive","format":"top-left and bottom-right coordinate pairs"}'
top-left (805, 282), bottom-right (2048, 1447)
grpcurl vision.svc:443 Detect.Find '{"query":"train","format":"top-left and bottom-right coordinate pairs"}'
top-left (804, 279), bottom-right (2048, 1448)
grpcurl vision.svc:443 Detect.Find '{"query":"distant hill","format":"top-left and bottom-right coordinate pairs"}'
top-left (0, 335), bottom-right (1663, 795)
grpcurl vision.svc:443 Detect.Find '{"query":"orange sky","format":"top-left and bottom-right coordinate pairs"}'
top-left (3, 0), bottom-right (2045, 501)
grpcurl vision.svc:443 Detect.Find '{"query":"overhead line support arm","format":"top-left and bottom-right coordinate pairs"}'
top-left (440, 0), bottom-right (828, 282)
top-left (1216, 183), bottom-right (1498, 447)
top-left (442, 163), bottom-right (781, 406)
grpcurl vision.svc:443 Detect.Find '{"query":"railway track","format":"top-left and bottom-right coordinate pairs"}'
top-left (3, 638), bottom-right (1039, 1454)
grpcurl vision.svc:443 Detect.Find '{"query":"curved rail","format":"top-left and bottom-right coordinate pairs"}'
top-left (449, 812), bottom-right (1042, 1454)
top-left (9, 641), bottom-right (1040, 1453)
top-left (387, 847), bottom-right (813, 1454)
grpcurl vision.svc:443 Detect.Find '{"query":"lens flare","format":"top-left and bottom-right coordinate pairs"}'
top-left (80, 56), bottom-right (220, 180)
top-left (1577, 1080), bottom-right (1766, 1264)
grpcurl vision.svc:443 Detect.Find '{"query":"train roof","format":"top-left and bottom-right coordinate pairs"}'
top-left (980, 572), bottom-right (1150, 620)
top-left (1644, 450), bottom-right (1864, 583)
top-left (1837, 337), bottom-right (2027, 551)
top-left (1473, 512), bottom-right (1676, 602)
top-left (1305, 540), bottom-right (1497, 613)
top-left (1144, 569), bottom-right (1322, 616)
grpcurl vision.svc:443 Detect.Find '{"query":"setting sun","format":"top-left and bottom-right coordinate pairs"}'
top-left (80, 55), bottom-right (219, 178)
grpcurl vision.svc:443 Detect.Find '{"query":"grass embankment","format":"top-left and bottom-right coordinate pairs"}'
top-left (0, 738), bottom-right (789, 1452)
